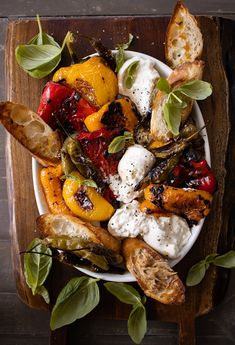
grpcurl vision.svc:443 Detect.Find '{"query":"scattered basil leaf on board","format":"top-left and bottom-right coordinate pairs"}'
top-left (213, 251), bottom-right (235, 268)
top-left (28, 15), bottom-right (60, 47)
top-left (186, 250), bottom-right (235, 286)
top-left (24, 238), bottom-right (52, 298)
top-left (128, 304), bottom-right (147, 344)
top-left (50, 276), bottom-right (100, 330)
top-left (108, 131), bottom-right (133, 154)
top-left (125, 61), bottom-right (139, 89)
top-left (115, 33), bottom-right (134, 72)
top-left (104, 282), bottom-right (141, 305)
top-left (104, 282), bottom-right (147, 344)
top-left (35, 285), bottom-right (50, 304)
top-left (186, 260), bottom-right (206, 287)
top-left (15, 15), bottom-right (69, 79)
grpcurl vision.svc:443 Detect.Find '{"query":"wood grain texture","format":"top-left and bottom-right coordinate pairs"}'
top-left (4, 16), bottom-right (231, 345)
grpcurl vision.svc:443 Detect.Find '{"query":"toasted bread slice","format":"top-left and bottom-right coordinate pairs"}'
top-left (36, 213), bottom-right (121, 253)
top-left (165, 1), bottom-right (203, 69)
top-left (0, 101), bottom-right (62, 166)
top-left (150, 60), bottom-right (204, 142)
top-left (123, 238), bottom-right (185, 304)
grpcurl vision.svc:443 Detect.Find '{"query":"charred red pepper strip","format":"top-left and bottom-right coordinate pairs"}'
top-left (186, 160), bottom-right (217, 194)
top-left (78, 128), bottom-right (122, 178)
top-left (38, 81), bottom-right (97, 131)
top-left (77, 128), bottom-right (120, 141)
top-left (38, 81), bottom-right (74, 129)
top-left (169, 159), bottom-right (217, 194)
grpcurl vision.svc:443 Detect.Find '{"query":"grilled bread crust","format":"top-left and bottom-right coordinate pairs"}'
top-left (165, 1), bottom-right (203, 69)
top-left (0, 101), bottom-right (62, 166)
top-left (123, 238), bottom-right (185, 305)
top-left (36, 213), bottom-right (121, 253)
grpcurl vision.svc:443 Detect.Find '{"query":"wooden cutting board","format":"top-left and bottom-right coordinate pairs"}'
top-left (4, 16), bottom-right (235, 345)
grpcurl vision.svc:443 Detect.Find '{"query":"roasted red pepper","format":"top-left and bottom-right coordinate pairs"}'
top-left (77, 128), bottom-right (120, 141)
top-left (186, 160), bottom-right (217, 194)
top-left (78, 128), bottom-right (122, 178)
top-left (38, 82), bottom-right (74, 129)
top-left (168, 159), bottom-right (217, 194)
top-left (37, 81), bottom-right (96, 131)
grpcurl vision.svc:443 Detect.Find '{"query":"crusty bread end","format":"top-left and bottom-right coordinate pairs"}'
top-left (36, 213), bottom-right (121, 253)
top-left (123, 238), bottom-right (185, 305)
top-left (166, 1), bottom-right (203, 69)
top-left (0, 101), bottom-right (62, 166)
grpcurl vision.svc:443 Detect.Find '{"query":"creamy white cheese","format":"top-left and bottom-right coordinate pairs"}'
top-left (109, 144), bottom-right (155, 203)
top-left (108, 200), bottom-right (149, 237)
top-left (118, 56), bottom-right (160, 116)
top-left (108, 200), bottom-right (191, 259)
top-left (143, 215), bottom-right (191, 259)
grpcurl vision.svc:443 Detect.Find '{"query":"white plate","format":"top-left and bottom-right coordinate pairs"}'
top-left (32, 50), bottom-right (211, 282)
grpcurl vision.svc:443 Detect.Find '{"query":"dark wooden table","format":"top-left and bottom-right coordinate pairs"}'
top-left (1, 1), bottom-right (235, 344)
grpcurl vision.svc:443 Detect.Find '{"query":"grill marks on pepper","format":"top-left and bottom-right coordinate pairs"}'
top-left (74, 186), bottom-right (93, 210)
top-left (101, 101), bottom-right (126, 128)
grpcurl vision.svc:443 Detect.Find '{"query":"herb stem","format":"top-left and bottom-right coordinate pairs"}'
top-left (171, 92), bottom-right (182, 103)
top-left (36, 14), bottom-right (43, 40)
top-left (61, 31), bottom-right (79, 64)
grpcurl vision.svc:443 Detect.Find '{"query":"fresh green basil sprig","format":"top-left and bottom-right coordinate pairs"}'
top-left (186, 250), bottom-right (235, 287)
top-left (115, 33), bottom-right (134, 72)
top-left (60, 174), bottom-right (98, 188)
top-left (50, 276), bottom-right (100, 330)
top-left (108, 131), bottom-right (134, 154)
top-left (24, 238), bottom-right (52, 304)
top-left (104, 282), bottom-right (147, 344)
top-left (157, 77), bottom-right (212, 136)
top-left (15, 15), bottom-right (71, 79)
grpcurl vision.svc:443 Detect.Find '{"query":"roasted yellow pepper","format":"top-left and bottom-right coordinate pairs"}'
top-left (84, 97), bottom-right (138, 132)
top-left (40, 164), bottom-right (73, 215)
top-left (62, 171), bottom-right (114, 221)
top-left (53, 56), bottom-right (118, 108)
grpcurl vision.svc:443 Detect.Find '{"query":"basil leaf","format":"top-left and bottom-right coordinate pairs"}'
top-left (82, 179), bottom-right (98, 188)
top-left (60, 174), bottom-right (81, 183)
top-left (115, 47), bottom-right (125, 73)
top-left (61, 174), bottom-right (97, 188)
top-left (128, 304), bottom-right (147, 344)
top-left (119, 33), bottom-right (134, 50)
top-left (157, 77), bottom-right (171, 94)
top-left (213, 251), bottom-right (235, 268)
top-left (24, 238), bottom-right (52, 295)
top-left (125, 61), bottom-right (139, 89)
top-left (104, 282), bottom-right (141, 305)
top-left (186, 260), bottom-right (206, 287)
top-left (26, 54), bottom-right (61, 79)
top-left (29, 32), bottom-right (61, 47)
top-left (36, 285), bottom-right (50, 304)
top-left (115, 33), bottom-right (134, 72)
top-left (176, 80), bottom-right (213, 100)
top-left (205, 253), bottom-right (218, 264)
top-left (50, 276), bottom-right (100, 330)
top-left (123, 131), bottom-right (134, 140)
top-left (163, 102), bottom-right (181, 136)
top-left (16, 44), bottom-right (61, 71)
top-left (108, 135), bottom-right (126, 154)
